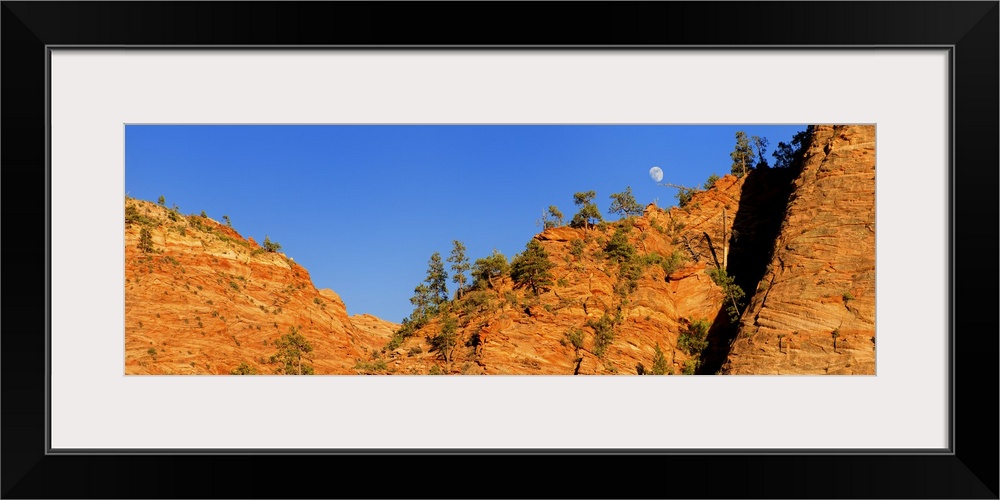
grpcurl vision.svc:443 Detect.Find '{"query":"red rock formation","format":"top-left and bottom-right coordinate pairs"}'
top-left (721, 125), bottom-right (876, 374)
top-left (124, 199), bottom-right (397, 374)
top-left (371, 177), bottom-right (745, 375)
top-left (125, 126), bottom-right (876, 376)
top-left (126, 173), bottom-right (746, 375)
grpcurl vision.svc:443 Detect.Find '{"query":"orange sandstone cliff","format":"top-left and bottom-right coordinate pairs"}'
top-left (720, 125), bottom-right (876, 374)
top-left (124, 125), bottom-right (875, 375)
top-left (124, 200), bottom-right (398, 374)
top-left (365, 176), bottom-right (746, 375)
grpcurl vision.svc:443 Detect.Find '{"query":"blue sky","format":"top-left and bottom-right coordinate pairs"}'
top-left (125, 124), bottom-right (806, 322)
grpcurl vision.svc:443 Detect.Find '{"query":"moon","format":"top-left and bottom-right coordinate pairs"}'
top-left (649, 166), bottom-right (663, 183)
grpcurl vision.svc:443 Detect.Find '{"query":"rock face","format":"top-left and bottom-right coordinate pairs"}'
top-left (124, 199), bottom-right (398, 374)
top-left (720, 125), bottom-right (876, 374)
top-left (370, 176), bottom-right (747, 375)
top-left (124, 125), bottom-right (876, 375)
top-left (125, 175), bottom-right (747, 376)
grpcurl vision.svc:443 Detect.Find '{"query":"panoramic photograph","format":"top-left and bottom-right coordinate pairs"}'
top-left (124, 124), bottom-right (875, 375)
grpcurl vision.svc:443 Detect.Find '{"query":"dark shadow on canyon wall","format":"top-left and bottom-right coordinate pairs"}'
top-left (697, 163), bottom-right (803, 374)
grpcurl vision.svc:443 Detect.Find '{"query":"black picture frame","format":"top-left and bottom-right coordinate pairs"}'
top-left (2, 2), bottom-right (997, 498)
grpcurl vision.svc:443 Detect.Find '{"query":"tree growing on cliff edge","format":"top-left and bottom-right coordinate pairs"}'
top-left (772, 129), bottom-right (811, 169)
top-left (675, 186), bottom-right (701, 208)
top-left (751, 135), bottom-right (770, 169)
top-left (471, 249), bottom-right (510, 290)
top-left (538, 205), bottom-right (565, 229)
top-left (425, 252), bottom-right (449, 308)
top-left (569, 190), bottom-right (603, 230)
top-left (608, 186), bottom-right (643, 219)
top-left (703, 173), bottom-right (721, 190)
top-left (510, 239), bottom-right (555, 295)
top-left (262, 235), bottom-right (282, 253)
top-left (730, 131), bottom-right (755, 178)
top-left (547, 206), bottom-right (564, 227)
top-left (447, 240), bottom-right (470, 300)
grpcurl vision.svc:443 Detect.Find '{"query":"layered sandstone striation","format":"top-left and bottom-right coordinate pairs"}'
top-left (124, 199), bottom-right (397, 374)
top-left (125, 174), bottom-right (745, 375)
top-left (720, 125), bottom-right (876, 374)
top-left (371, 176), bottom-right (746, 375)
top-left (125, 125), bottom-right (877, 375)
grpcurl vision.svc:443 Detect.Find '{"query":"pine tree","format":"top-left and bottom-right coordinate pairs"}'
top-left (651, 343), bottom-right (669, 375)
top-left (751, 135), bottom-right (770, 169)
top-left (703, 173), bottom-right (721, 190)
top-left (447, 240), bottom-right (470, 300)
top-left (429, 307), bottom-right (459, 364)
top-left (546, 206), bottom-right (564, 228)
top-left (409, 283), bottom-right (433, 320)
top-left (730, 131), bottom-right (755, 178)
top-left (138, 227), bottom-right (154, 253)
top-left (157, 195), bottom-right (165, 206)
top-left (677, 318), bottom-right (710, 356)
top-left (271, 327), bottom-right (314, 375)
top-left (424, 252), bottom-right (449, 307)
top-left (604, 225), bottom-right (637, 263)
top-left (471, 249), bottom-right (510, 290)
top-left (569, 191), bottom-right (603, 230)
top-left (262, 235), bottom-right (281, 253)
top-left (608, 186), bottom-right (643, 219)
top-left (707, 267), bottom-right (745, 322)
top-left (675, 186), bottom-right (700, 208)
top-left (772, 129), bottom-right (811, 169)
top-left (510, 239), bottom-right (555, 295)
